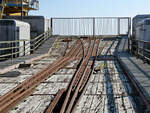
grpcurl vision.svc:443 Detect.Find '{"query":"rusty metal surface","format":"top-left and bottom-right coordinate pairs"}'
top-left (59, 39), bottom-right (95, 113)
top-left (45, 88), bottom-right (66, 113)
top-left (0, 40), bottom-right (82, 113)
top-left (0, 37), bottom-right (149, 113)
top-left (64, 40), bottom-right (97, 113)
top-left (48, 38), bottom-right (150, 113)
top-left (46, 38), bottom-right (103, 113)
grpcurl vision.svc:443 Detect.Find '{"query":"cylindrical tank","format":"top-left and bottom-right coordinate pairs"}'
top-left (132, 15), bottom-right (150, 54)
top-left (136, 18), bottom-right (150, 58)
top-left (4, 16), bottom-right (50, 38)
top-left (133, 15), bottom-right (150, 38)
top-left (0, 19), bottom-right (30, 58)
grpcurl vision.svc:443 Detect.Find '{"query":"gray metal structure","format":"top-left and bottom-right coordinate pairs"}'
top-left (4, 16), bottom-right (51, 38)
top-left (132, 15), bottom-right (150, 38)
top-left (135, 19), bottom-right (150, 60)
top-left (0, 19), bottom-right (30, 57)
top-left (129, 15), bottom-right (150, 62)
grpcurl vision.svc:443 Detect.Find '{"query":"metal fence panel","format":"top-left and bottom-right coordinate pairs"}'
top-left (95, 18), bottom-right (118, 35)
top-left (52, 17), bottom-right (131, 36)
top-left (119, 18), bottom-right (130, 35)
top-left (52, 18), bottom-right (93, 36)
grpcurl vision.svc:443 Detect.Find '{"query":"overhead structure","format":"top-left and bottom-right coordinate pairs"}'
top-left (0, 0), bottom-right (39, 18)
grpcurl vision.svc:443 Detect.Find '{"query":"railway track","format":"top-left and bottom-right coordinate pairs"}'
top-left (45, 38), bottom-right (103, 113)
top-left (0, 38), bottom-right (85, 113)
top-left (0, 37), bottom-right (149, 113)
top-left (71, 39), bottom-right (135, 113)
top-left (45, 38), bottom-right (150, 113)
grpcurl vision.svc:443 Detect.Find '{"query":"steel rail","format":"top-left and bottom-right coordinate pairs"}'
top-left (0, 42), bottom-right (80, 103)
top-left (71, 40), bottom-right (106, 113)
top-left (65, 39), bottom-right (100, 113)
top-left (71, 38), bottom-right (91, 91)
top-left (44, 38), bottom-right (90, 113)
top-left (0, 40), bottom-right (82, 113)
top-left (59, 38), bottom-right (93, 113)
top-left (79, 39), bottom-right (101, 92)
top-left (60, 38), bottom-right (98, 113)
top-left (71, 39), bottom-right (94, 91)
top-left (45, 88), bottom-right (66, 113)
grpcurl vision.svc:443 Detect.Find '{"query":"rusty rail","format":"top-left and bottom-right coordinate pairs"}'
top-left (45, 88), bottom-right (66, 113)
top-left (65, 39), bottom-right (101, 113)
top-left (60, 38), bottom-right (95, 113)
top-left (0, 40), bottom-right (82, 113)
top-left (44, 38), bottom-right (92, 113)
top-left (45, 38), bottom-right (103, 113)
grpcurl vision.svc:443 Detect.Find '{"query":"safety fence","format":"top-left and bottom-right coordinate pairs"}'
top-left (129, 39), bottom-right (150, 62)
top-left (51, 17), bottom-right (131, 36)
top-left (0, 17), bottom-right (131, 61)
top-left (0, 30), bottom-right (51, 61)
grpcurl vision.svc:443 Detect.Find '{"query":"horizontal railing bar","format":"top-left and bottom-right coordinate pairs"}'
top-left (34, 36), bottom-right (45, 45)
top-left (138, 47), bottom-right (150, 53)
top-left (0, 43), bottom-right (30, 51)
top-left (0, 40), bottom-right (30, 44)
top-left (0, 49), bottom-right (31, 58)
top-left (0, 51), bottom-right (21, 58)
top-left (34, 37), bottom-right (47, 50)
top-left (0, 30), bottom-right (51, 60)
top-left (0, 30), bottom-right (50, 44)
top-left (32, 34), bottom-right (44, 41)
top-left (130, 39), bottom-right (150, 44)
top-left (138, 53), bottom-right (150, 61)
top-left (52, 17), bottom-right (131, 19)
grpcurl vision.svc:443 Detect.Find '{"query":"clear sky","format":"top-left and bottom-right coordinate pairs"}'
top-left (30, 0), bottom-right (150, 18)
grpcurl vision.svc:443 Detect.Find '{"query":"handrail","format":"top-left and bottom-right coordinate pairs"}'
top-left (0, 40), bottom-right (30, 44)
top-left (0, 31), bottom-right (49, 44)
top-left (0, 30), bottom-right (51, 61)
top-left (130, 39), bottom-right (150, 44)
top-left (129, 38), bottom-right (150, 62)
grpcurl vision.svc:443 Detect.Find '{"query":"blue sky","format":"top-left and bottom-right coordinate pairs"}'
top-left (30, 0), bottom-right (150, 18)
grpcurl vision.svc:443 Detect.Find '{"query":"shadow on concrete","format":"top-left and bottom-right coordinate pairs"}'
top-left (104, 39), bottom-right (117, 113)
top-left (0, 71), bottom-right (21, 77)
top-left (114, 37), bottom-right (148, 112)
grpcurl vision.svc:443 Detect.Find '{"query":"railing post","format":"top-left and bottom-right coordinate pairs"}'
top-left (118, 18), bottom-right (120, 36)
top-left (129, 18), bottom-right (131, 36)
top-left (11, 42), bottom-right (13, 60)
top-left (31, 39), bottom-right (34, 54)
top-left (93, 17), bottom-right (95, 38)
top-left (143, 41), bottom-right (145, 62)
top-left (51, 18), bottom-right (53, 35)
top-left (24, 41), bottom-right (25, 56)
top-left (142, 28), bottom-right (145, 62)
top-left (137, 40), bottom-right (139, 58)
top-left (128, 37), bottom-right (130, 53)
top-left (46, 31), bottom-right (49, 40)
top-left (128, 18), bottom-right (131, 53)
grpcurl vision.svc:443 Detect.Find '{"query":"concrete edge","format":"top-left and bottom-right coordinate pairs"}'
top-left (25, 54), bottom-right (48, 64)
top-left (0, 54), bottom-right (48, 75)
top-left (118, 55), bottom-right (150, 102)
